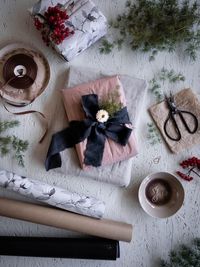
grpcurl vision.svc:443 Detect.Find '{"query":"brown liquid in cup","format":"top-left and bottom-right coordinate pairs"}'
top-left (145, 178), bottom-right (172, 206)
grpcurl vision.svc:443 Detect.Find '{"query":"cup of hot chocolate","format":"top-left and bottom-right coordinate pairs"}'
top-left (138, 172), bottom-right (184, 218)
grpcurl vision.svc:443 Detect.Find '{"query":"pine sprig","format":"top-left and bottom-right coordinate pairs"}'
top-left (149, 78), bottom-right (163, 102)
top-left (12, 136), bottom-right (29, 167)
top-left (160, 238), bottom-right (200, 267)
top-left (0, 136), bottom-right (11, 156)
top-left (99, 90), bottom-right (123, 117)
top-left (158, 68), bottom-right (185, 83)
top-left (149, 68), bottom-right (185, 102)
top-left (184, 29), bottom-right (200, 61)
top-left (0, 120), bottom-right (29, 167)
top-left (99, 39), bottom-right (124, 54)
top-left (0, 120), bottom-right (19, 134)
top-left (147, 122), bottom-right (162, 145)
top-left (100, 0), bottom-right (200, 60)
top-left (99, 39), bottom-right (114, 54)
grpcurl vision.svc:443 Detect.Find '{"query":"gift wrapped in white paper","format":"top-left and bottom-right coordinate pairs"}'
top-left (29, 0), bottom-right (107, 61)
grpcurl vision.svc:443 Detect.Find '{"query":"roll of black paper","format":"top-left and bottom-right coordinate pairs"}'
top-left (0, 237), bottom-right (120, 260)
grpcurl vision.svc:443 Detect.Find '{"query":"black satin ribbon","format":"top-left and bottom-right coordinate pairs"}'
top-left (45, 94), bottom-right (132, 170)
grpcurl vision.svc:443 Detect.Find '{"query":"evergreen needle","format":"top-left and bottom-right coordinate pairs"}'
top-left (0, 120), bottom-right (28, 167)
top-left (160, 238), bottom-right (200, 266)
top-left (100, 0), bottom-right (200, 60)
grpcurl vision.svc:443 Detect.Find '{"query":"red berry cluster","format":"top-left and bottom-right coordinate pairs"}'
top-left (34, 5), bottom-right (74, 46)
top-left (180, 157), bottom-right (200, 169)
top-left (176, 171), bottom-right (193, 181)
top-left (176, 156), bottom-right (200, 182)
top-left (34, 17), bottom-right (43, 30)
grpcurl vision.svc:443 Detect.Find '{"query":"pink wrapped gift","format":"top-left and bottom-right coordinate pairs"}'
top-left (61, 75), bottom-right (138, 169)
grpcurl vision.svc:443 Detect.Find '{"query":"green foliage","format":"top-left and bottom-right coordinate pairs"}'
top-left (12, 136), bottom-right (29, 167)
top-left (160, 238), bottom-right (200, 267)
top-left (147, 122), bottom-right (162, 145)
top-left (0, 120), bottom-right (29, 167)
top-left (100, 0), bottom-right (200, 60)
top-left (149, 68), bottom-right (185, 102)
top-left (149, 78), bottom-right (164, 102)
top-left (158, 68), bottom-right (185, 83)
top-left (0, 120), bottom-right (19, 134)
top-left (99, 90), bottom-right (123, 117)
top-left (99, 39), bottom-right (114, 54)
top-left (99, 38), bottom-right (125, 54)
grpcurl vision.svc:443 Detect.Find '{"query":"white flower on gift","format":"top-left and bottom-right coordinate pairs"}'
top-left (96, 109), bottom-right (109, 123)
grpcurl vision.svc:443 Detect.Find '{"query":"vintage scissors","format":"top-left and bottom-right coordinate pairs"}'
top-left (163, 92), bottom-right (198, 141)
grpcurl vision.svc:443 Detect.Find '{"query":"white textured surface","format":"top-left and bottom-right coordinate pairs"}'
top-left (0, 0), bottom-right (200, 266)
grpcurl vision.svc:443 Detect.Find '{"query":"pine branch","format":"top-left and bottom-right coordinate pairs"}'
top-left (100, 0), bottom-right (200, 60)
top-left (149, 68), bottom-right (185, 102)
top-left (149, 78), bottom-right (164, 102)
top-left (99, 90), bottom-right (123, 117)
top-left (11, 136), bottom-right (29, 167)
top-left (160, 238), bottom-right (200, 266)
top-left (0, 136), bottom-right (12, 156)
top-left (0, 120), bottom-right (19, 134)
top-left (147, 122), bottom-right (162, 145)
top-left (0, 120), bottom-right (29, 167)
top-left (159, 68), bottom-right (185, 83)
top-left (99, 39), bottom-right (114, 54)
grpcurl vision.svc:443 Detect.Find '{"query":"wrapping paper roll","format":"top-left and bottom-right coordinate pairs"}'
top-left (0, 198), bottom-right (133, 242)
top-left (0, 237), bottom-right (120, 260)
top-left (0, 169), bottom-right (105, 218)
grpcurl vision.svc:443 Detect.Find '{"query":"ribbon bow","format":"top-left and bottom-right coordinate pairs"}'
top-left (45, 94), bottom-right (132, 170)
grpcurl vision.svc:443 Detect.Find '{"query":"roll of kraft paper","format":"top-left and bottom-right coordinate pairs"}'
top-left (0, 236), bottom-right (120, 260)
top-left (0, 198), bottom-right (133, 242)
top-left (0, 169), bottom-right (105, 218)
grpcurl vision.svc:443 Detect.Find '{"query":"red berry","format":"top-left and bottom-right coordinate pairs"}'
top-left (176, 171), bottom-right (193, 181)
top-left (34, 17), bottom-right (44, 30)
top-left (37, 4), bottom-right (73, 46)
top-left (49, 16), bottom-right (55, 22)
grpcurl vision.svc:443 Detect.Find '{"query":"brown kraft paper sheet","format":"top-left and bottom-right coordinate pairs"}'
top-left (149, 88), bottom-right (200, 153)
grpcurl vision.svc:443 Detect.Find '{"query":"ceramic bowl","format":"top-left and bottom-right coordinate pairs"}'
top-left (138, 172), bottom-right (184, 218)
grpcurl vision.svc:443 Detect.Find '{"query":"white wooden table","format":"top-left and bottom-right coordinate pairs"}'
top-left (0, 1), bottom-right (200, 266)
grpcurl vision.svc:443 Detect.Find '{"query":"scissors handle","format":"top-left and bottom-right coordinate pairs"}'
top-left (178, 110), bottom-right (198, 134)
top-left (164, 110), bottom-right (198, 141)
top-left (164, 113), bottom-right (182, 141)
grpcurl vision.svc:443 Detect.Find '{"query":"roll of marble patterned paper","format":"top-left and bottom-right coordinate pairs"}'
top-left (0, 169), bottom-right (105, 218)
